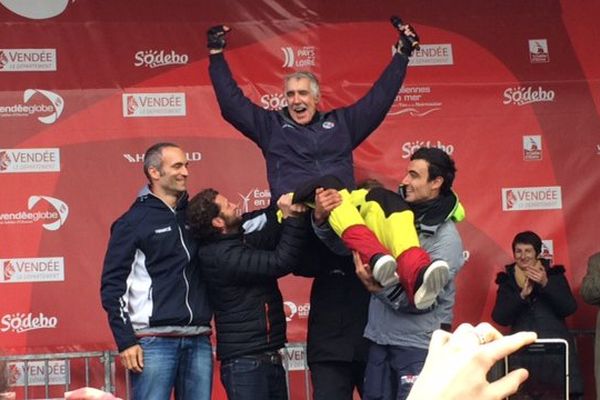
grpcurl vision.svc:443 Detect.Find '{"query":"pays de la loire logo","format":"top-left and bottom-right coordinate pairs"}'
top-left (281, 46), bottom-right (316, 68)
top-left (0, 0), bottom-right (73, 19)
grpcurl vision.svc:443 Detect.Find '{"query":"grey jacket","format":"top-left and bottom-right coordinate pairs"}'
top-left (363, 219), bottom-right (465, 349)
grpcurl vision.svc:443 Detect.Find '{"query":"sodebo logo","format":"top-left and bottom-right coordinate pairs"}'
top-left (134, 50), bottom-right (189, 68)
top-left (502, 86), bottom-right (555, 106)
top-left (0, 0), bottom-right (73, 20)
top-left (260, 93), bottom-right (288, 111)
top-left (1, 312), bottom-right (58, 333)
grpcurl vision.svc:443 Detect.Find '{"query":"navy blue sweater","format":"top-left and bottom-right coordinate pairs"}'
top-left (209, 52), bottom-right (409, 199)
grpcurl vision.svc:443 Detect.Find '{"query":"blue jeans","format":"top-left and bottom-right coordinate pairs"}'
top-left (220, 353), bottom-right (287, 400)
top-left (363, 343), bottom-right (427, 400)
top-left (131, 335), bottom-right (213, 400)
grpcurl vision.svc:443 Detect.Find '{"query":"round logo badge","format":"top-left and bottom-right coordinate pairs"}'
top-left (322, 121), bottom-right (335, 129)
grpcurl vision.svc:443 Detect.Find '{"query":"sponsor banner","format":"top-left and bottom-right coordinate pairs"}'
top-left (0, 195), bottom-right (69, 231)
top-left (238, 187), bottom-right (272, 213)
top-left (122, 151), bottom-right (202, 163)
top-left (0, 48), bottom-right (56, 71)
top-left (283, 301), bottom-right (310, 322)
top-left (0, 89), bottom-right (64, 124)
top-left (0, 148), bottom-right (60, 173)
top-left (0, 257), bottom-right (65, 283)
top-left (406, 44), bottom-right (454, 66)
top-left (282, 344), bottom-right (307, 371)
top-left (281, 46), bottom-right (317, 68)
top-left (133, 49), bottom-right (189, 68)
top-left (388, 86), bottom-right (442, 117)
top-left (501, 186), bottom-right (562, 211)
top-left (529, 39), bottom-right (550, 64)
top-left (503, 86), bottom-right (555, 106)
top-left (8, 360), bottom-right (69, 387)
top-left (122, 92), bottom-right (186, 117)
top-left (523, 135), bottom-right (542, 161)
top-left (1, 312), bottom-right (58, 333)
top-left (401, 140), bottom-right (455, 159)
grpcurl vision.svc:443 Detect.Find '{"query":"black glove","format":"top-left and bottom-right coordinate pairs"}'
top-left (398, 24), bottom-right (420, 57)
top-left (207, 25), bottom-right (229, 51)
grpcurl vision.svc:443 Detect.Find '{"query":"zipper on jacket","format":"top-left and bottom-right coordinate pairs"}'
top-left (265, 303), bottom-right (271, 343)
top-left (177, 223), bottom-right (193, 325)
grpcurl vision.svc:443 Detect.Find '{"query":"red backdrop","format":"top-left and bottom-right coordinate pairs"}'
top-left (1, 0), bottom-right (600, 398)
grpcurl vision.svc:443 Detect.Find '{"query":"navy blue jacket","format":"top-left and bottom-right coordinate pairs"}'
top-left (209, 52), bottom-right (409, 199)
top-left (101, 191), bottom-right (211, 352)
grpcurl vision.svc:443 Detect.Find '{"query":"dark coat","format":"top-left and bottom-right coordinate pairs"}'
top-left (295, 233), bottom-right (370, 364)
top-left (198, 211), bottom-right (307, 361)
top-left (492, 261), bottom-right (583, 395)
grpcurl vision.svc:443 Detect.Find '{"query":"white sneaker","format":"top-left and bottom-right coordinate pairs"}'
top-left (413, 260), bottom-right (450, 310)
top-left (371, 254), bottom-right (399, 287)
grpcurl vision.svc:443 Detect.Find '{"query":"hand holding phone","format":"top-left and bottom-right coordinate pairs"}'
top-left (505, 339), bottom-right (569, 400)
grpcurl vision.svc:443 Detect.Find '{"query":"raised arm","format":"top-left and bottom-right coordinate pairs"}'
top-left (341, 21), bottom-right (418, 146)
top-left (207, 25), bottom-right (272, 146)
top-left (201, 195), bottom-right (308, 283)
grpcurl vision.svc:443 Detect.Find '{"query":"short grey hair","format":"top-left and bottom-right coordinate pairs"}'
top-left (284, 71), bottom-right (320, 98)
top-left (143, 142), bottom-right (179, 184)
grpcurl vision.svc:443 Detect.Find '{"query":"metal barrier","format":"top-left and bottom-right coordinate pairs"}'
top-left (0, 351), bottom-right (113, 399)
top-left (0, 343), bottom-right (311, 400)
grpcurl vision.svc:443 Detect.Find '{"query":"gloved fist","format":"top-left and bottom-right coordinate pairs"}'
top-left (397, 24), bottom-right (420, 57)
top-left (207, 25), bottom-right (230, 52)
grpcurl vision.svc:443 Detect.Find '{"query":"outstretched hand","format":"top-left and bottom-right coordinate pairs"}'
top-left (407, 323), bottom-right (537, 400)
top-left (207, 25), bottom-right (230, 54)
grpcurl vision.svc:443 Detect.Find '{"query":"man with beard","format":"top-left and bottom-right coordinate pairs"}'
top-left (186, 190), bottom-right (308, 400)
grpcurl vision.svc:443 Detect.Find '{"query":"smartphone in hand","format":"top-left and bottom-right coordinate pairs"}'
top-left (506, 338), bottom-right (569, 400)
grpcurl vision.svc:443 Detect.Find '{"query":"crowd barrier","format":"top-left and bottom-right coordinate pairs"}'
top-left (0, 343), bottom-right (311, 400)
top-left (1, 333), bottom-right (595, 399)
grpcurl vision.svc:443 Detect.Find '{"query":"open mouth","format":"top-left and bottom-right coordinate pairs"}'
top-left (292, 105), bottom-right (307, 117)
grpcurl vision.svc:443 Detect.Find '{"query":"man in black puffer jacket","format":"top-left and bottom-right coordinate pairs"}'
top-left (187, 189), bottom-right (308, 400)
